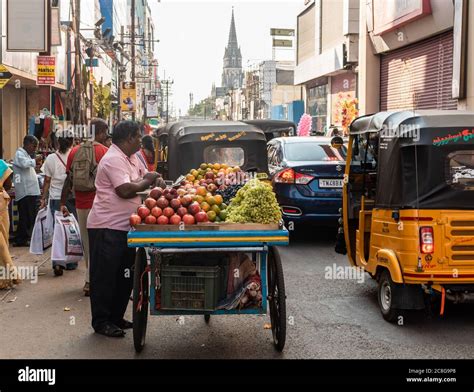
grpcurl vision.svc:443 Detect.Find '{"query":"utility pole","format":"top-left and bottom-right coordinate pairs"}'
top-left (73, 0), bottom-right (83, 124)
top-left (117, 26), bottom-right (124, 120)
top-left (131, 0), bottom-right (136, 121)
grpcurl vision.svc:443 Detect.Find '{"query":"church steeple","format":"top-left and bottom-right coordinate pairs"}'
top-left (228, 8), bottom-right (238, 45)
top-left (222, 7), bottom-right (243, 90)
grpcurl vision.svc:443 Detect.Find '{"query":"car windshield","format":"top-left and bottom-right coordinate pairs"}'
top-left (285, 142), bottom-right (347, 162)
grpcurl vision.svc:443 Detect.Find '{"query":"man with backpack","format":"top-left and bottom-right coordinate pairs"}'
top-left (60, 118), bottom-right (109, 296)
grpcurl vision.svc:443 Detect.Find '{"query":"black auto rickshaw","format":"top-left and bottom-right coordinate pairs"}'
top-left (153, 120), bottom-right (269, 181)
top-left (338, 110), bottom-right (474, 322)
top-left (243, 120), bottom-right (296, 142)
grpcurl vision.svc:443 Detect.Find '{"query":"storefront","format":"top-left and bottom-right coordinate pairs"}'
top-left (306, 78), bottom-right (328, 134)
top-left (380, 30), bottom-right (457, 111)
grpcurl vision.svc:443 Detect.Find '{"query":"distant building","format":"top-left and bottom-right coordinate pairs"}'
top-left (221, 8), bottom-right (243, 90)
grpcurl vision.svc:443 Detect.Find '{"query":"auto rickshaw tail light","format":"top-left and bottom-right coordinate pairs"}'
top-left (420, 227), bottom-right (434, 254)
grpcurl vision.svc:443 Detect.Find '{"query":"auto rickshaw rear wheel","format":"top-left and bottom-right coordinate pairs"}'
top-left (377, 269), bottom-right (402, 323)
top-left (133, 248), bottom-right (149, 353)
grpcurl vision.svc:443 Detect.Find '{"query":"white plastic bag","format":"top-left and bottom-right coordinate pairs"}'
top-left (29, 206), bottom-right (53, 255)
top-left (51, 211), bottom-right (84, 266)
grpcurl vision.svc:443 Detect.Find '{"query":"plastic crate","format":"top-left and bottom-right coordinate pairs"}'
top-left (161, 265), bottom-right (220, 311)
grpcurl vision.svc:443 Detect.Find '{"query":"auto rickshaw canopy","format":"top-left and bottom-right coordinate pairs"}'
top-left (154, 120), bottom-right (269, 180)
top-left (349, 110), bottom-right (474, 210)
top-left (242, 120), bottom-right (296, 140)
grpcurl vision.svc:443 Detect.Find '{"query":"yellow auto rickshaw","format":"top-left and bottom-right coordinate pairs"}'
top-left (337, 110), bottom-right (474, 322)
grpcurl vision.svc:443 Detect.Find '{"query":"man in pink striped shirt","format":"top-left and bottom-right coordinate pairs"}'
top-left (87, 121), bottom-right (159, 338)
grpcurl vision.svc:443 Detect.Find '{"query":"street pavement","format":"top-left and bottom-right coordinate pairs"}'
top-left (1, 228), bottom-right (474, 359)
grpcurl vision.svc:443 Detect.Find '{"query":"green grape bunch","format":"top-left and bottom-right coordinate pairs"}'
top-left (225, 179), bottom-right (282, 224)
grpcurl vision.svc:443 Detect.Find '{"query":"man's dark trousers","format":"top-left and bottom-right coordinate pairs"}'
top-left (16, 195), bottom-right (39, 245)
top-left (88, 228), bottom-right (135, 331)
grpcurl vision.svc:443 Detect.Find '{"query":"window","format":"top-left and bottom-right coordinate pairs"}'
top-left (447, 151), bottom-right (474, 190)
top-left (307, 84), bottom-right (328, 134)
top-left (204, 146), bottom-right (245, 167)
top-left (267, 144), bottom-right (277, 165)
top-left (285, 142), bottom-right (347, 162)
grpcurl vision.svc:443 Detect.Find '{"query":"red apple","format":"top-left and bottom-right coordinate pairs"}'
top-left (156, 197), bottom-right (169, 209)
top-left (145, 197), bottom-right (157, 210)
top-left (165, 192), bottom-right (174, 201)
top-left (130, 214), bottom-right (141, 226)
top-left (137, 205), bottom-right (150, 219)
top-left (163, 207), bottom-right (175, 218)
top-left (195, 211), bottom-right (209, 223)
top-left (177, 207), bottom-right (188, 217)
top-left (182, 214), bottom-right (195, 225)
top-left (151, 206), bottom-right (163, 218)
top-left (157, 215), bottom-right (169, 225)
top-left (169, 214), bottom-right (181, 225)
top-left (149, 187), bottom-right (163, 200)
top-left (205, 172), bottom-right (215, 180)
top-left (188, 202), bottom-right (201, 215)
top-left (144, 215), bottom-right (157, 224)
top-left (170, 198), bottom-right (181, 210)
top-left (205, 178), bottom-right (213, 185)
top-left (181, 195), bottom-right (193, 207)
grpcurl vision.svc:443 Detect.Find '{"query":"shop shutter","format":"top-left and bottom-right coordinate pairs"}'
top-left (380, 30), bottom-right (457, 111)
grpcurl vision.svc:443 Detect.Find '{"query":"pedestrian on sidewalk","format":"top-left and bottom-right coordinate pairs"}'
top-left (87, 121), bottom-right (159, 337)
top-left (40, 136), bottom-right (77, 276)
top-left (0, 160), bottom-right (20, 289)
top-left (60, 118), bottom-right (109, 295)
top-left (137, 134), bottom-right (156, 172)
top-left (12, 136), bottom-right (41, 247)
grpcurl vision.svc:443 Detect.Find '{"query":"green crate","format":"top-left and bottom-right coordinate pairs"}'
top-left (167, 253), bottom-right (229, 301)
top-left (161, 265), bottom-right (221, 311)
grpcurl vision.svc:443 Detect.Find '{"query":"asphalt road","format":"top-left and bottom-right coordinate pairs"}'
top-left (1, 228), bottom-right (474, 359)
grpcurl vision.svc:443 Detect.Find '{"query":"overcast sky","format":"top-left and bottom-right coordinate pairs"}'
top-left (149, 0), bottom-right (303, 116)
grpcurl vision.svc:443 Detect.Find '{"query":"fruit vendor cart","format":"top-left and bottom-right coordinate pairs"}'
top-left (127, 223), bottom-right (289, 353)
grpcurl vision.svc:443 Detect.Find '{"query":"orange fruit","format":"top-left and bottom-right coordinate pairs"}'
top-left (206, 195), bottom-right (216, 205)
top-left (214, 163), bottom-right (221, 170)
top-left (200, 202), bottom-right (210, 212)
top-left (194, 195), bottom-right (204, 204)
top-left (186, 174), bottom-right (195, 182)
top-left (214, 195), bottom-right (223, 205)
top-left (197, 186), bottom-right (207, 196)
top-left (207, 211), bottom-right (217, 222)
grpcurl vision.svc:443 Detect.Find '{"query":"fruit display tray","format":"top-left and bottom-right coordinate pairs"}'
top-left (132, 222), bottom-right (281, 232)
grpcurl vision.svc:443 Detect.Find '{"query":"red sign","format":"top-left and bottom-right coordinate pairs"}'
top-left (373, 0), bottom-right (432, 36)
top-left (37, 56), bottom-right (56, 85)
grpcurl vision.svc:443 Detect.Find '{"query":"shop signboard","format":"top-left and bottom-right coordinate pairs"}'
top-left (121, 81), bottom-right (137, 112)
top-left (37, 56), bottom-right (56, 85)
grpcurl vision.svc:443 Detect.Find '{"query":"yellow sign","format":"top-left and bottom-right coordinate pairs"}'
top-left (121, 81), bottom-right (137, 112)
top-left (37, 56), bottom-right (56, 85)
top-left (0, 64), bottom-right (12, 89)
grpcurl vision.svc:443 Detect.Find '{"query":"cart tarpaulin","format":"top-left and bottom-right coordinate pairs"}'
top-left (51, 212), bottom-right (84, 266)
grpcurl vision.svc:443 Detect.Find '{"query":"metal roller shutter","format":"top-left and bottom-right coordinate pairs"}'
top-left (380, 30), bottom-right (457, 111)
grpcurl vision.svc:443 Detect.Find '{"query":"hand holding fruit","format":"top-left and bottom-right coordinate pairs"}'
top-left (143, 172), bottom-right (160, 186)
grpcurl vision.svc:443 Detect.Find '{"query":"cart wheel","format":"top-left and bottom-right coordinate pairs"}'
top-left (133, 248), bottom-right (149, 353)
top-left (267, 246), bottom-right (286, 352)
top-left (204, 314), bottom-right (210, 323)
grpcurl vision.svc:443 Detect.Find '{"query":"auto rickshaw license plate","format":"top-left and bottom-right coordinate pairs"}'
top-left (319, 179), bottom-right (343, 188)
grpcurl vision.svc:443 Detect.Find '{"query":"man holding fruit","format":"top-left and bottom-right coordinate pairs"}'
top-left (87, 121), bottom-right (161, 338)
